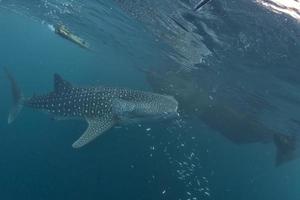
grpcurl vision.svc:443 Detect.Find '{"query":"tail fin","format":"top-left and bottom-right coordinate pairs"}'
top-left (273, 133), bottom-right (299, 166)
top-left (4, 67), bottom-right (24, 124)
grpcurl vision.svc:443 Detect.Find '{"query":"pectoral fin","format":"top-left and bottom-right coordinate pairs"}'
top-left (72, 116), bottom-right (114, 148)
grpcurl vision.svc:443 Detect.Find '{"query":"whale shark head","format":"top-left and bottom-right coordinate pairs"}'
top-left (112, 93), bottom-right (179, 124)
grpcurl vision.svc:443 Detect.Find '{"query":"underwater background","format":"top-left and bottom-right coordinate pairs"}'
top-left (0, 0), bottom-right (300, 199)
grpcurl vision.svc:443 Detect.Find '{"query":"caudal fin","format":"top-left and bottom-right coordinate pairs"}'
top-left (273, 133), bottom-right (299, 166)
top-left (4, 67), bottom-right (24, 124)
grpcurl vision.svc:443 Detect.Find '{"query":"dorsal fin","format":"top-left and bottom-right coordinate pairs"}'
top-left (54, 73), bottom-right (72, 93)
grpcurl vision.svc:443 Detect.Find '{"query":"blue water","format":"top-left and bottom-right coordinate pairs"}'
top-left (1, 0), bottom-right (300, 199)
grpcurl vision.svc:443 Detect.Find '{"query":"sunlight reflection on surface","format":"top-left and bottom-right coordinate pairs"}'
top-left (257, 0), bottom-right (300, 22)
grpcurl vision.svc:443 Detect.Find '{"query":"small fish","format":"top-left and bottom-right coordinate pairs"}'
top-left (4, 68), bottom-right (179, 148)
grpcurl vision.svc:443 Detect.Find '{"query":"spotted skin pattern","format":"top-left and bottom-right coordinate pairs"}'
top-left (24, 74), bottom-right (179, 148)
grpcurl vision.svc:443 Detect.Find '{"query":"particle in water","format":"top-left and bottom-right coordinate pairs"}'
top-left (204, 191), bottom-right (210, 196)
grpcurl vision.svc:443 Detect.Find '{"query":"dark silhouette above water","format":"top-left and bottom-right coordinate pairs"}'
top-left (5, 68), bottom-right (178, 148)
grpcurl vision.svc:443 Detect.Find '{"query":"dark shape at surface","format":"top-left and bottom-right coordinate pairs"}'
top-left (141, 68), bottom-right (300, 166)
top-left (194, 0), bottom-right (212, 11)
top-left (170, 17), bottom-right (189, 32)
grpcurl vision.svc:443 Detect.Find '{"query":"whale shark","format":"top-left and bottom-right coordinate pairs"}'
top-left (141, 68), bottom-right (300, 166)
top-left (5, 69), bottom-right (179, 148)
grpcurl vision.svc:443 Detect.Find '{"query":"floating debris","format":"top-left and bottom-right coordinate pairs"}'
top-left (150, 146), bottom-right (155, 151)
